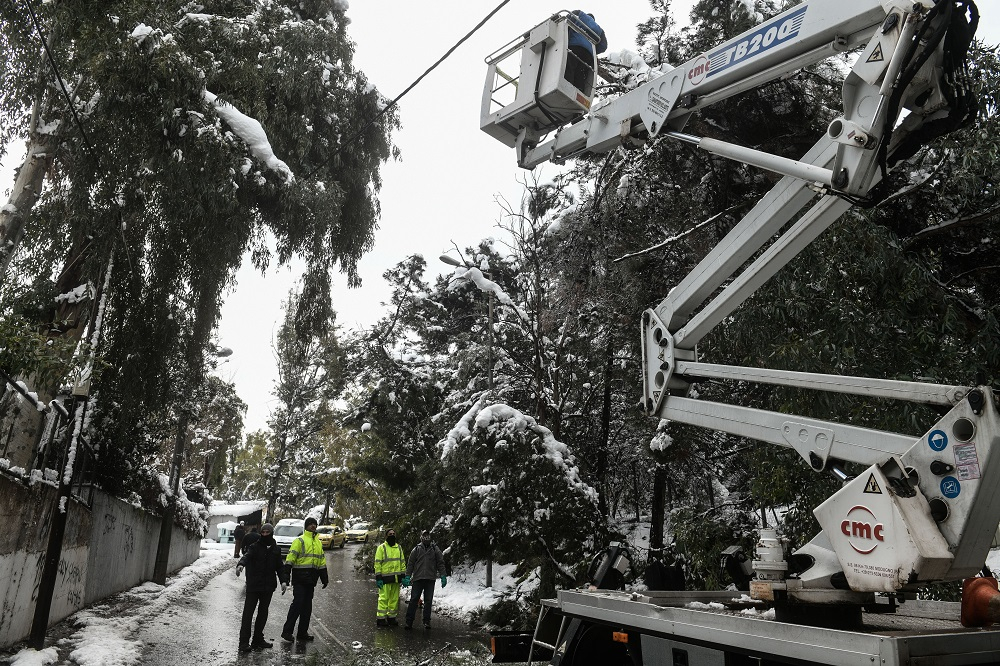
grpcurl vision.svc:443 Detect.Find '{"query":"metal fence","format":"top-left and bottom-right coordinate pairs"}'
top-left (0, 369), bottom-right (96, 507)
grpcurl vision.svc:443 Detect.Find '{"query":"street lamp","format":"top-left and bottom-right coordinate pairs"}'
top-left (440, 253), bottom-right (494, 588)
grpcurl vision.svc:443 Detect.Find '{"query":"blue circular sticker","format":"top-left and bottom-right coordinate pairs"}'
top-left (941, 476), bottom-right (961, 499)
top-left (928, 429), bottom-right (949, 452)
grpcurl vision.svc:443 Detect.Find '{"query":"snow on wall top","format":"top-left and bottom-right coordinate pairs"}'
top-left (208, 501), bottom-right (266, 516)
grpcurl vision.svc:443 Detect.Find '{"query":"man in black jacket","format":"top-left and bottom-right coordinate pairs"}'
top-left (236, 523), bottom-right (288, 652)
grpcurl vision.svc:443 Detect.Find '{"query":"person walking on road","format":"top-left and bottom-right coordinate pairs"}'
top-left (404, 530), bottom-right (447, 630)
top-left (374, 528), bottom-right (407, 627)
top-left (236, 523), bottom-right (288, 652)
top-left (281, 517), bottom-right (328, 642)
top-left (241, 525), bottom-right (259, 554)
top-left (233, 521), bottom-right (246, 558)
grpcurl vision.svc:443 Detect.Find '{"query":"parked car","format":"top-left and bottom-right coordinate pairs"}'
top-left (345, 521), bottom-right (377, 543)
top-left (273, 518), bottom-right (304, 555)
top-left (317, 524), bottom-right (346, 550)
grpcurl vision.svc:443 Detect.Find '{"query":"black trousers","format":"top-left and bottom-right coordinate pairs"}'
top-left (405, 578), bottom-right (436, 626)
top-left (239, 589), bottom-right (274, 646)
top-left (283, 582), bottom-right (315, 637)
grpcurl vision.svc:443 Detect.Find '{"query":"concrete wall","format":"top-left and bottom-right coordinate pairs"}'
top-left (0, 473), bottom-right (201, 648)
top-left (84, 492), bottom-right (200, 605)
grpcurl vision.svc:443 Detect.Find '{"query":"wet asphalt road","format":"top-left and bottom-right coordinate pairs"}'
top-left (139, 543), bottom-right (493, 665)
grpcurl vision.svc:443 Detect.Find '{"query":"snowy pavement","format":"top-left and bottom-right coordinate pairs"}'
top-left (0, 541), bottom-right (499, 666)
top-left (2, 541), bottom-right (239, 666)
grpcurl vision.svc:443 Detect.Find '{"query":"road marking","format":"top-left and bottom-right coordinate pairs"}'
top-left (312, 618), bottom-right (352, 655)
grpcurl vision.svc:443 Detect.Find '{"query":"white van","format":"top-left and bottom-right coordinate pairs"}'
top-left (273, 518), bottom-right (304, 555)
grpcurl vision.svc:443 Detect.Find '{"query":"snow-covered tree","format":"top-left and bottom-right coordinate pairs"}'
top-left (0, 0), bottom-right (398, 498)
top-left (264, 288), bottom-right (343, 519)
top-left (440, 399), bottom-right (600, 589)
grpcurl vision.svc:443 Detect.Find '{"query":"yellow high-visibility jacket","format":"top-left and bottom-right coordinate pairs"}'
top-left (285, 530), bottom-right (329, 587)
top-left (374, 541), bottom-right (406, 585)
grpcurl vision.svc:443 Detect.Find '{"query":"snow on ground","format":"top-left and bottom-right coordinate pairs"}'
top-left (427, 562), bottom-right (538, 624)
top-left (5, 541), bottom-right (233, 666)
top-left (7, 648), bottom-right (58, 666)
top-left (7, 535), bottom-right (1000, 663)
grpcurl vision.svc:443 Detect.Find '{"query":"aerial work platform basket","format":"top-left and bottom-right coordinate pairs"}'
top-left (480, 11), bottom-right (600, 151)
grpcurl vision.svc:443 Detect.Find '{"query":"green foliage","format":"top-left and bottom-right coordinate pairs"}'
top-left (0, 0), bottom-right (397, 499)
top-left (219, 429), bottom-right (274, 502)
top-left (671, 505), bottom-right (755, 590)
top-left (469, 592), bottom-right (536, 631)
top-left (441, 400), bottom-right (600, 581)
top-left (0, 314), bottom-right (81, 389)
top-left (261, 288), bottom-right (343, 517)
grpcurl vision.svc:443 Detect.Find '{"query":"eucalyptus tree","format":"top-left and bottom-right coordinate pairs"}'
top-left (265, 289), bottom-right (343, 519)
top-left (0, 0), bottom-right (398, 495)
top-left (587, 1), bottom-right (1000, 584)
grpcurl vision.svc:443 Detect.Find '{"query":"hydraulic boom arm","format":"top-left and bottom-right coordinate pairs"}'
top-left (482, 0), bottom-right (986, 602)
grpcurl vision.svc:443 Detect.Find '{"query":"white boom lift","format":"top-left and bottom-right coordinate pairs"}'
top-left (481, 2), bottom-right (999, 665)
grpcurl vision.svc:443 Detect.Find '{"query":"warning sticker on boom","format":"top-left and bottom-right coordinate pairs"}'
top-left (863, 474), bottom-right (882, 494)
top-left (954, 442), bottom-right (981, 480)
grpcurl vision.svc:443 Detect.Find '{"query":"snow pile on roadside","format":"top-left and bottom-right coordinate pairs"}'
top-left (8, 647), bottom-right (58, 666)
top-left (5, 544), bottom-right (233, 665)
top-left (418, 562), bottom-right (538, 624)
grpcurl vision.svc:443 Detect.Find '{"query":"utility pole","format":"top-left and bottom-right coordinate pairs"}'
top-left (152, 412), bottom-right (189, 584)
top-left (29, 398), bottom-right (79, 649)
top-left (486, 284), bottom-right (494, 588)
top-left (4, 375), bottom-right (76, 650)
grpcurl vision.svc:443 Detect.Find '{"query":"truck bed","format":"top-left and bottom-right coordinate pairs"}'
top-left (540, 589), bottom-right (1000, 665)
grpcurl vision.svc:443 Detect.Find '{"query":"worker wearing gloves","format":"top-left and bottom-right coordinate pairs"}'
top-left (280, 517), bottom-right (328, 642)
top-left (374, 528), bottom-right (407, 627)
top-left (403, 529), bottom-right (447, 630)
top-left (235, 523), bottom-right (288, 652)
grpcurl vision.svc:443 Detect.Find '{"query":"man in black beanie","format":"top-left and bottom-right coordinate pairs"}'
top-left (236, 523), bottom-right (288, 652)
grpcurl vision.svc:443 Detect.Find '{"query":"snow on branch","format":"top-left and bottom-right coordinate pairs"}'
top-left (440, 399), bottom-right (597, 503)
top-left (202, 90), bottom-right (295, 184)
top-left (447, 267), bottom-right (529, 321)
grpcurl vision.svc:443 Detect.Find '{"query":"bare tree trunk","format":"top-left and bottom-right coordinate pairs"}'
top-left (649, 464), bottom-right (666, 553)
top-left (266, 430), bottom-right (290, 520)
top-left (0, 137), bottom-right (56, 280)
top-left (1, 20), bottom-right (61, 284)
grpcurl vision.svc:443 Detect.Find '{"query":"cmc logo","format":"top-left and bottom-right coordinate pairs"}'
top-left (841, 505), bottom-right (885, 554)
top-left (688, 56), bottom-right (710, 85)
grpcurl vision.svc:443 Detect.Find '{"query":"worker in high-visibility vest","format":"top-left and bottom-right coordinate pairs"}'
top-left (280, 517), bottom-right (328, 642)
top-left (374, 528), bottom-right (407, 627)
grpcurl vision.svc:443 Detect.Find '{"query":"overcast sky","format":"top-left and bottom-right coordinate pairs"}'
top-left (2, 2), bottom-right (997, 435)
top-left (215, 0), bottom-right (660, 431)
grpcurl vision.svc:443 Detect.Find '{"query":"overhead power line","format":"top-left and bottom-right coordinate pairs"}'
top-left (22, 0), bottom-right (94, 154)
top-left (304, 0), bottom-right (516, 180)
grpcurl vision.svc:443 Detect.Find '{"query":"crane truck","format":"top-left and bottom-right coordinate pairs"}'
top-left (480, 1), bottom-right (1000, 664)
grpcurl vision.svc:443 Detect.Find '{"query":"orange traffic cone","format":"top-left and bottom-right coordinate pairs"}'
top-left (961, 577), bottom-right (1000, 627)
